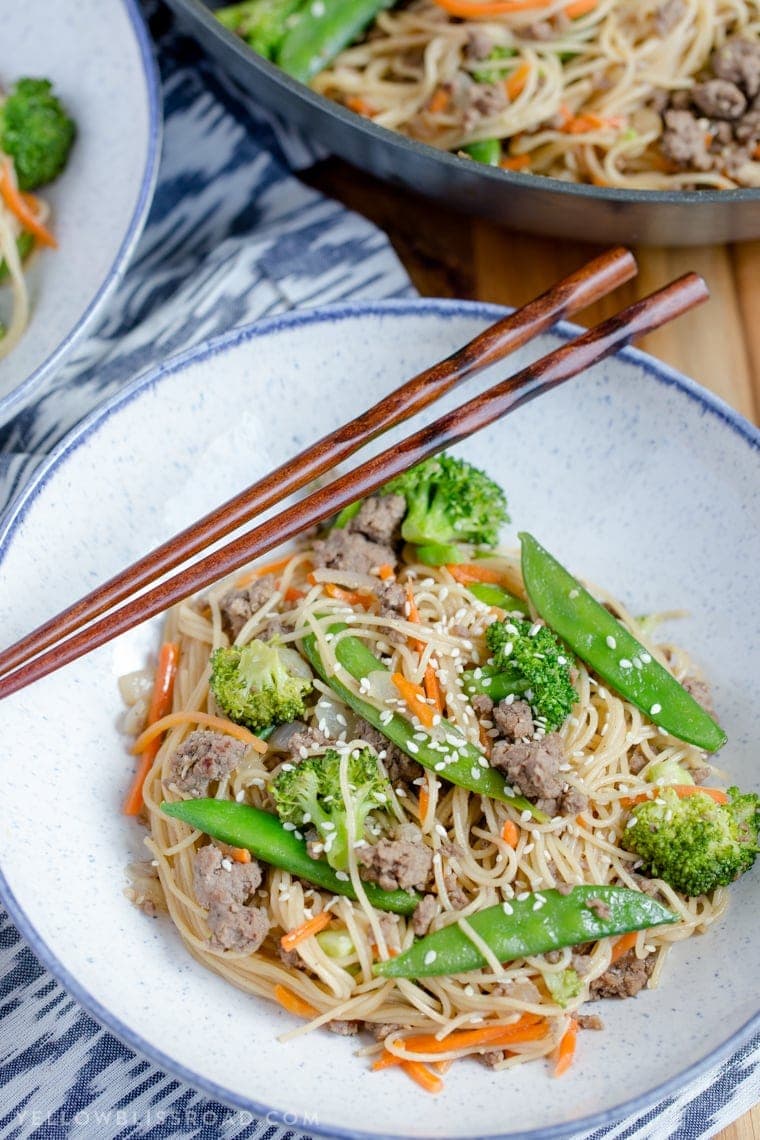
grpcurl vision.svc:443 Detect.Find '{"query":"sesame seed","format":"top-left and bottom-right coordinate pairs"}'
top-left (569, 589), bottom-right (580, 599)
top-left (235, 790), bottom-right (245, 802)
top-left (516, 891), bottom-right (529, 901)
top-left (650, 703), bottom-right (662, 715)
top-left (502, 902), bottom-right (514, 918)
top-left (619, 658), bottom-right (632, 670)
top-left (424, 950), bottom-right (437, 966)
top-left (335, 871), bottom-right (349, 882)
top-left (532, 899), bottom-right (545, 911)
top-left (470, 766), bottom-right (481, 780)
top-left (529, 623), bottom-right (542, 637)
top-left (283, 822), bottom-right (296, 832)
top-left (606, 635), bottom-right (617, 649)
top-left (641, 653), bottom-right (652, 664)
top-left (407, 741), bottom-right (419, 754)
top-left (435, 762), bottom-right (446, 771)
top-left (520, 810), bottom-right (532, 822)
top-left (464, 984), bottom-right (476, 996)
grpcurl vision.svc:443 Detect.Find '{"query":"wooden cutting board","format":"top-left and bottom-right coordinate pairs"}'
top-left (307, 157), bottom-right (759, 1140)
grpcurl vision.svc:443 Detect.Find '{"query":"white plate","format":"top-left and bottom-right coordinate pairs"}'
top-left (0, 300), bottom-right (758, 1138)
top-left (0, 0), bottom-right (161, 427)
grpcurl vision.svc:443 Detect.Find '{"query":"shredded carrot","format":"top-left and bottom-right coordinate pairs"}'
top-left (402, 1016), bottom-right (546, 1055)
top-left (609, 931), bottom-right (638, 963)
top-left (562, 112), bottom-right (622, 134)
top-left (423, 662), bottom-right (443, 714)
top-left (445, 563), bottom-right (503, 585)
top-left (234, 555), bottom-right (294, 587)
top-left (754, 143), bottom-right (760, 160)
top-left (428, 87), bottom-right (450, 114)
top-left (132, 710), bottom-right (266, 755)
top-left (418, 783), bottom-right (430, 821)
top-left (323, 581), bottom-right (372, 608)
top-left (478, 720), bottom-right (493, 759)
top-left (401, 1060), bottom-right (444, 1093)
top-left (434, 1059), bottom-right (454, 1074)
top-left (371, 944), bottom-right (400, 958)
top-left (124, 643), bottom-right (179, 816)
top-left (404, 584), bottom-right (425, 654)
top-left (216, 841), bottom-right (253, 864)
top-left (273, 984), bottom-right (319, 1019)
top-left (372, 1051), bottom-right (404, 1071)
top-left (392, 672), bottom-right (435, 729)
top-left (280, 912), bottom-right (332, 952)
top-left (378, 563), bottom-right (395, 580)
top-left (345, 95), bottom-right (376, 116)
top-left (564, 0), bottom-right (598, 16)
top-left (505, 61), bottom-right (532, 100)
top-left (283, 586), bottom-right (305, 603)
top-left (500, 154), bottom-right (531, 171)
top-left (553, 1018), bottom-right (578, 1077)
top-left (501, 819), bottom-right (520, 846)
top-left (622, 785), bottom-right (729, 807)
top-left (0, 158), bottom-right (57, 248)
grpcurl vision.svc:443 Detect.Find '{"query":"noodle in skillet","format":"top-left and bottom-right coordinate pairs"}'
top-left (125, 526), bottom-right (735, 1078)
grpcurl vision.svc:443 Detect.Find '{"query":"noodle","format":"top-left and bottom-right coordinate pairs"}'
top-left (311, 0), bottom-right (760, 189)
top-left (128, 540), bottom-right (733, 1075)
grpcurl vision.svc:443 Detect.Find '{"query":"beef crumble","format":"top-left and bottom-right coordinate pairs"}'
top-left (169, 730), bottom-right (246, 797)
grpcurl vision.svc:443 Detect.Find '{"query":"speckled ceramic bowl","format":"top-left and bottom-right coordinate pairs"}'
top-left (0, 0), bottom-right (161, 427)
top-left (0, 301), bottom-right (758, 1138)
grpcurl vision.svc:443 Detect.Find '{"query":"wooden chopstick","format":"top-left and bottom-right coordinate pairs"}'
top-left (0, 248), bottom-right (635, 681)
top-left (0, 271), bottom-right (707, 700)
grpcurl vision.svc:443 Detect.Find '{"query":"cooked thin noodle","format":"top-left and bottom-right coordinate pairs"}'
top-left (311, 0), bottom-right (760, 189)
top-left (132, 544), bottom-right (729, 1071)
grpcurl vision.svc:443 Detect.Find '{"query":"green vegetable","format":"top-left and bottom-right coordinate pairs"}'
top-left (160, 798), bottom-right (420, 914)
top-left (0, 78), bottom-right (76, 191)
top-left (332, 500), bottom-right (363, 529)
top-left (622, 786), bottom-right (760, 897)
top-left (544, 967), bottom-right (582, 1007)
top-left (271, 745), bottom-right (394, 871)
top-left (646, 758), bottom-right (694, 787)
top-left (519, 533), bottom-right (727, 752)
top-left (472, 45), bottom-right (516, 84)
top-left (480, 616), bottom-right (578, 731)
top-left (462, 138), bottom-right (501, 166)
top-left (278, 0), bottom-right (394, 84)
top-left (302, 624), bottom-right (547, 821)
top-left (467, 580), bottom-right (529, 615)
top-left (0, 230), bottom-right (34, 282)
top-left (209, 639), bottom-right (312, 733)
top-left (316, 928), bottom-right (355, 957)
top-left (383, 453), bottom-right (509, 566)
top-left (374, 885), bottom-right (677, 978)
top-left (215, 0), bottom-right (303, 58)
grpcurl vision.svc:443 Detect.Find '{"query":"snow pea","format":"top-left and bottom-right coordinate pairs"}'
top-left (519, 533), bottom-right (727, 753)
top-left (160, 797), bottom-right (419, 915)
top-left (467, 580), bottom-right (530, 615)
top-left (374, 885), bottom-right (677, 978)
top-left (302, 625), bottom-right (546, 821)
top-left (462, 663), bottom-right (530, 702)
top-left (462, 139), bottom-right (501, 167)
top-left (278, 0), bottom-right (395, 83)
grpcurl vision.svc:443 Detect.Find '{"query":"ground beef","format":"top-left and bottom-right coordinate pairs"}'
top-left (628, 747), bottom-right (648, 775)
top-left (692, 78), bottom-right (746, 120)
top-left (442, 868), bottom-right (469, 910)
top-left (219, 575), bottom-right (277, 641)
top-left (471, 693), bottom-right (494, 718)
top-left (357, 836), bottom-right (433, 892)
top-left (585, 897), bottom-right (611, 920)
top-left (169, 730), bottom-right (246, 796)
top-left (370, 1022), bottom-right (402, 1041)
top-left (376, 579), bottom-right (406, 620)
top-left (351, 494), bottom-right (406, 545)
top-left (590, 950), bottom-right (655, 1000)
top-left (312, 529), bottom-right (396, 576)
top-left (490, 733), bottom-right (564, 805)
top-left (471, 83), bottom-right (507, 117)
top-left (287, 725), bottom-right (329, 762)
top-left (466, 28), bottom-right (493, 59)
top-left (682, 675), bottom-right (715, 718)
top-left (735, 96), bottom-right (760, 143)
top-left (412, 893), bottom-right (438, 936)
top-left (493, 698), bottom-right (534, 742)
top-left (577, 1014), bottom-right (604, 1031)
top-left (661, 109), bottom-right (713, 170)
top-left (354, 718), bottom-right (423, 788)
top-left (277, 943), bottom-right (307, 971)
top-left (556, 882), bottom-right (573, 895)
top-left (562, 786), bottom-right (589, 815)
top-left (712, 37), bottom-right (760, 99)
top-left (193, 845), bottom-right (269, 953)
top-left (479, 1050), bottom-right (506, 1069)
top-left (327, 1020), bottom-right (361, 1036)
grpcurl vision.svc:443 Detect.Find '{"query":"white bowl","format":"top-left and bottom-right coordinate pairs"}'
top-left (0, 0), bottom-right (161, 427)
top-left (0, 300), bottom-right (758, 1138)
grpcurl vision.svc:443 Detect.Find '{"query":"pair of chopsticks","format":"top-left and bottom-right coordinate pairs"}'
top-left (0, 248), bottom-right (708, 699)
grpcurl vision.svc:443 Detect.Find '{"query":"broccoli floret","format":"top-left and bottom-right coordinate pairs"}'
top-left (544, 967), bottom-right (582, 1007)
top-left (646, 758), bottom-right (694, 787)
top-left (0, 78), bottom-right (76, 191)
top-left (484, 618), bottom-right (577, 731)
top-left (622, 787), bottom-right (760, 897)
top-left (271, 746), bottom-right (393, 870)
top-left (215, 0), bottom-right (303, 57)
top-left (209, 639), bottom-right (312, 732)
top-left (381, 453), bottom-right (509, 565)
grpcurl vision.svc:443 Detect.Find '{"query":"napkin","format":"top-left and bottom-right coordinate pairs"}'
top-left (0, 4), bottom-right (757, 1137)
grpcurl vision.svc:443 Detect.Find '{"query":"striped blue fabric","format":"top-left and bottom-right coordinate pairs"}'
top-left (0, 4), bottom-right (757, 1137)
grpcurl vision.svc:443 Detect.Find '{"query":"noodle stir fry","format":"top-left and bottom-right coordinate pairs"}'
top-left (123, 456), bottom-right (758, 1089)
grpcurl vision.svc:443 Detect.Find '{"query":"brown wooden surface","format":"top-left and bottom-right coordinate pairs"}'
top-left (305, 157), bottom-right (759, 1140)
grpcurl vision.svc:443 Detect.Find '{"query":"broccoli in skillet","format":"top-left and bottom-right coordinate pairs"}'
top-left (271, 746), bottom-right (394, 870)
top-left (214, 0), bottom-right (302, 59)
top-left (622, 786), bottom-right (760, 897)
top-left (0, 78), bottom-right (76, 191)
top-left (463, 618), bottom-right (578, 731)
top-left (209, 639), bottom-right (312, 733)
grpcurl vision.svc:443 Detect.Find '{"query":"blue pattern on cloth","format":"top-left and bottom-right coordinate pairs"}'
top-left (0, 4), bottom-right (757, 1138)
